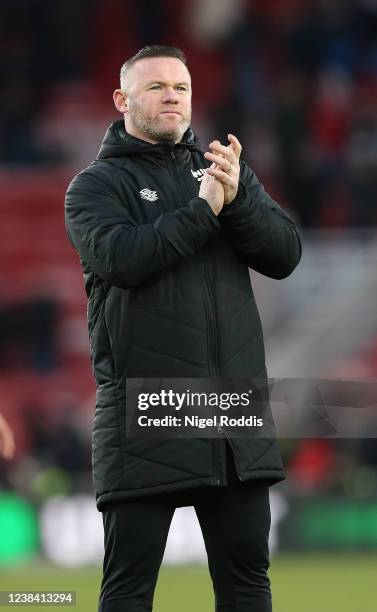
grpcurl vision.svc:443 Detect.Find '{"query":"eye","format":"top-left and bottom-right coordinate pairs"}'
top-left (176, 86), bottom-right (188, 91)
top-left (150, 85), bottom-right (162, 90)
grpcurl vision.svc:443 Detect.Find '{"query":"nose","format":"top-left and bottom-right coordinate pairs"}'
top-left (161, 87), bottom-right (179, 103)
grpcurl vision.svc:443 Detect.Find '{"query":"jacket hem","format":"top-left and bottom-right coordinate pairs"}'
top-left (96, 469), bottom-right (285, 511)
top-left (241, 468), bottom-right (286, 486)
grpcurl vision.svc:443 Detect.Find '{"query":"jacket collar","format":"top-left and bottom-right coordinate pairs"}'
top-left (97, 119), bottom-right (200, 160)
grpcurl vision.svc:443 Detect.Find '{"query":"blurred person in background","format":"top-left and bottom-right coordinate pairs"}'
top-left (0, 412), bottom-right (15, 459)
top-left (65, 45), bottom-right (301, 612)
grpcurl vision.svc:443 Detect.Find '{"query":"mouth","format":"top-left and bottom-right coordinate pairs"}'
top-left (160, 111), bottom-right (181, 116)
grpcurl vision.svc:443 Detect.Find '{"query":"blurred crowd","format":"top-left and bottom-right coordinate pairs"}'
top-left (0, 294), bottom-right (59, 373)
top-left (1, 0), bottom-right (377, 226)
top-left (1, 0), bottom-right (377, 501)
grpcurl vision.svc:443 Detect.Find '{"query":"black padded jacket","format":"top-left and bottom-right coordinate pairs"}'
top-left (65, 120), bottom-right (302, 510)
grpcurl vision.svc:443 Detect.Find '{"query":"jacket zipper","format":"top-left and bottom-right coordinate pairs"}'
top-left (225, 438), bottom-right (244, 481)
top-left (168, 150), bottom-right (220, 378)
top-left (168, 149), bottom-right (224, 486)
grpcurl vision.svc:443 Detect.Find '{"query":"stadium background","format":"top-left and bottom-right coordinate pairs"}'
top-left (1, 0), bottom-right (377, 610)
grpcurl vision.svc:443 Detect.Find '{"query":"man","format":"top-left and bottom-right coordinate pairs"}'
top-left (65, 46), bottom-right (301, 612)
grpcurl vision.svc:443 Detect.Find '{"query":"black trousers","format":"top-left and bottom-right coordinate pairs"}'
top-left (98, 444), bottom-right (272, 612)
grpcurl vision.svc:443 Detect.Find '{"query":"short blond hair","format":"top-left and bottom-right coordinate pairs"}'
top-left (120, 45), bottom-right (188, 91)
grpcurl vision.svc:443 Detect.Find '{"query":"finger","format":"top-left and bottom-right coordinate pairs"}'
top-left (209, 141), bottom-right (237, 163)
top-left (227, 134), bottom-right (242, 159)
top-left (204, 152), bottom-right (233, 171)
top-left (203, 162), bottom-right (217, 174)
top-left (202, 163), bottom-right (216, 182)
top-left (202, 171), bottom-right (215, 183)
top-left (206, 167), bottom-right (236, 187)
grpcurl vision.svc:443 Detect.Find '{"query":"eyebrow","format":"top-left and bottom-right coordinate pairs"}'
top-left (146, 80), bottom-right (190, 87)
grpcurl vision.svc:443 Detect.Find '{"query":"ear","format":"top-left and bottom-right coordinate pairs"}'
top-left (113, 89), bottom-right (128, 114)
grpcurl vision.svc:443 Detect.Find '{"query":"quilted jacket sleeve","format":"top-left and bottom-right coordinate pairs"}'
top-left (218, 162), bottom-right (302, 279)
top-left (65, 169), bottom-right (220, 288)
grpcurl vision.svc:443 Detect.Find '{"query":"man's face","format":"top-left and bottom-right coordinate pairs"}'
top-left (121, 57), bottom-right (192, 144)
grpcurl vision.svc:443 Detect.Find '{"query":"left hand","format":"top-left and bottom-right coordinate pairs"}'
top-left (204, 134), bottom-right (242, 205)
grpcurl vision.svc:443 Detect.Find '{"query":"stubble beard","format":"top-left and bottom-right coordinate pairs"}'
top-left (128, 99), bottom-right (191, 143)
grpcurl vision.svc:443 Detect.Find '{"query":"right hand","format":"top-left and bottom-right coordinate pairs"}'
top-left (199, 163), bottom-right (224, 216)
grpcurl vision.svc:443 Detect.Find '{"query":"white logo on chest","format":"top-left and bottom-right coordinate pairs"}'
top-left (139, 188), bottom-right (159, 202)
top-left (191, 168), bottom-right (207, 183)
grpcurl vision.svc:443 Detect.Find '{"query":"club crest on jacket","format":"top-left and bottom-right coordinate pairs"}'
top-left (191, 168), bottom-right (207, 182)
